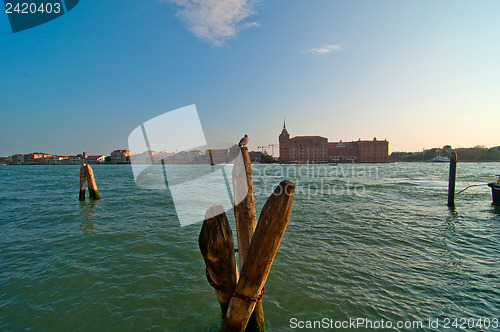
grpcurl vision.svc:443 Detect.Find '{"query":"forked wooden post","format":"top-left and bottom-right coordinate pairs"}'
top-left (199, 205), bottom-right (239, 316)
top-left (85, 164), bottom-right (100, 200)
top-left (232, 146), bottom-right (264, 331)
top-left (79, 163), bottom-right (86, 201)
top-left (221, 180), bottom-right (295, 332)
top-left (447, 152), bottom-right (457, 207)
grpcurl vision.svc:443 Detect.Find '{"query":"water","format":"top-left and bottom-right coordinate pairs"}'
top-left (1, 163), bottom-right (499, 331)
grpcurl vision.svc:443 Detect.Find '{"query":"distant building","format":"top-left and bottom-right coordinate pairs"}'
top-left (328, 138), bottom-right (389, 163)
top-left (0, 156), bottom-right (12, 164)
top-left (327, 140), bottom-right (357, 162)
top-left (278, 122), bottom-right (328, 162)
top-left (55, 156), bottom-right (68, 164)
top-left (12, 155), bottom-right (24, 165)
top-left (68, 155), bottom-right (82, 165)
top-left (355, 138), bottom-right (389, 163)
top-left (24, 152), bottom-right (52, 165)
top-left (152, 151), bottom-right (174, 164)
top-left (111, 150), bottom-right (131, 164)
top-left (86, 155), bottom-right (106, 164)
top-left (186, 150), bottom-right (205, 163)
top-left (279, 121), bottom-right (389, 163)
top-left (130, 150), bottom-right (157, 164)
top-left (278, 123), bottom-right (290, 161)
top-left (43, 155), bottom-right (67, 165)
top-left (207, 148), bottom-right (229, 164)
top-left (249, 151), bottom-right (262, 163)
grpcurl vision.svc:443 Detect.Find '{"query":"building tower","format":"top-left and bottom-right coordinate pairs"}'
top-left (279, 120), bottom-right (290, 162)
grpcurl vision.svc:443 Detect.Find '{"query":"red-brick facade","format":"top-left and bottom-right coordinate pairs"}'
top-left (279, 122), bottom-right (389, 163)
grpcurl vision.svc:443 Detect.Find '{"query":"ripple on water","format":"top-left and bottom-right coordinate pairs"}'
top-left (1, 164), bottom-right (499, 330)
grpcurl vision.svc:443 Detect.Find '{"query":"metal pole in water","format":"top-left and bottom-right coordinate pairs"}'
top-left (447, 152), bottom-right (457, 207)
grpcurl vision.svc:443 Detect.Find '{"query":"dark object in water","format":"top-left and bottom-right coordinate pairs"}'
top-left (488, 180), bottom-right (500, 206)
top-left (447, 152), bottom-right (457, 208)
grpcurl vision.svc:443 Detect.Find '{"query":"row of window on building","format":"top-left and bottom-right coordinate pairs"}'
top-left (279, 122), bottom-right (389, 163)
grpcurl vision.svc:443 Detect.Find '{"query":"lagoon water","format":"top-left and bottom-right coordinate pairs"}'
top-left (1, 163), bottom-right (499, 331)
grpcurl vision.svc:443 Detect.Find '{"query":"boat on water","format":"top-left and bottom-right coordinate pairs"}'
top-left (428, 156), bottom-right (450, 162)
top-left (488, 175), bottom-right (500, 206)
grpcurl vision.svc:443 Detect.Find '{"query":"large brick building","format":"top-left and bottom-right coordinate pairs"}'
top-left (279, 123), bottom-right (328, 162)
top-left (328, 139), bottom-right (389, 163)
top-left (279, 122), bottom-right (389, 163)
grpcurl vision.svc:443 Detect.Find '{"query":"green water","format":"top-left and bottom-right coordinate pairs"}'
top-left (1, 163), bottom-right (499, 331)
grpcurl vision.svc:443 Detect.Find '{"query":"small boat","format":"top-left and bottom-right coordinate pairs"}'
top-left (429, 156), bottom-right (450, 162)
top-left (488, 175), bottom-right (500, 206)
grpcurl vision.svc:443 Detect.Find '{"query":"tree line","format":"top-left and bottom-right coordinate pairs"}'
top-left (390, 145), bottom-right (500, 162)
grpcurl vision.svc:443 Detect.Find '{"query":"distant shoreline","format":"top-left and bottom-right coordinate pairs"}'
top-left (2, 160), bottom-right (500, 166)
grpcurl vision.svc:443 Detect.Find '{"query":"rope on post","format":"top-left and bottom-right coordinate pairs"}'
top-left (456, 183), bottom-right (490, 195)
top-left (233, 288), bottom-right (265, 303)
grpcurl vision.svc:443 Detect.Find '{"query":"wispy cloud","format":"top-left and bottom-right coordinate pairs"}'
top-left (305, 44), bottom-right (342, 55)
top-left (161, 0), bottom-right (261, 47)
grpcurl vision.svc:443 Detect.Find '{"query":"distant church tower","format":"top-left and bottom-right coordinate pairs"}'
top-left (279, 120), bottom-right (290, 162)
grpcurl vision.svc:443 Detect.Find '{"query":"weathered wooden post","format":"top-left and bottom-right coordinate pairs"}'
top-left (79, 163), bottom-right (86, 201)
top-left (199, 205), bottom-right (239, 316)
top-left (221, 180), bottom-right (295, 332)
top-left (232, 146), bottom-right (264, 331)
top-left (85, 164), bottom-right (100, 200)
top-left (447, 151), bottom-right (457, 207)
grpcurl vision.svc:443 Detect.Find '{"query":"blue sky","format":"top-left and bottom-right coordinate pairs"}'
top-left (1, 0), bottom-right (499, 156)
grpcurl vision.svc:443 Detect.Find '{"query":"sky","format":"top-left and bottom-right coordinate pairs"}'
top-left (1, 0), bottom-right (499, 157)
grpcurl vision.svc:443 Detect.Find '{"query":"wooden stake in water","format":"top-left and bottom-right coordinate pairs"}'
top-left (199, 205), bottom-right (238, 316)
top-left (221, 180), bottom-right (295, 332)
top-left (79, 163), bottom-right (86, 201)
top-left (232, 146), bottom-right (265, 331)
top-left (85, 164), bottom-right (100, 200)
top-left (447, 152), bottom-right (457, 207)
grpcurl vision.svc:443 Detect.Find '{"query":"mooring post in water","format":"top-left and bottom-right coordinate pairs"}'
top-left (79, 162), bottom-right (86, 201)
top-left (199, 205), bottom-right (238, 316)
top-left (487, 175), bottom-right (500, 206)
top-left (221, 180), bottom-right (295, 332)
top-left (232, 146), bottom-right (265, 331)
top-left (447, 151), bottom-right (457, 207)
top-left (85, 164), bottom-right (100, 200)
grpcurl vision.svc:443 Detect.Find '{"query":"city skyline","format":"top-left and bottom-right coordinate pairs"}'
top-left (2, 1), bottom-right (499, 157)
top-left (0, 117), bottom-right (496, 158)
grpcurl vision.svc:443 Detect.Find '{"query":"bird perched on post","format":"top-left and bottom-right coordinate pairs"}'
top-left (239, 134), bottom-right (249, 147)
